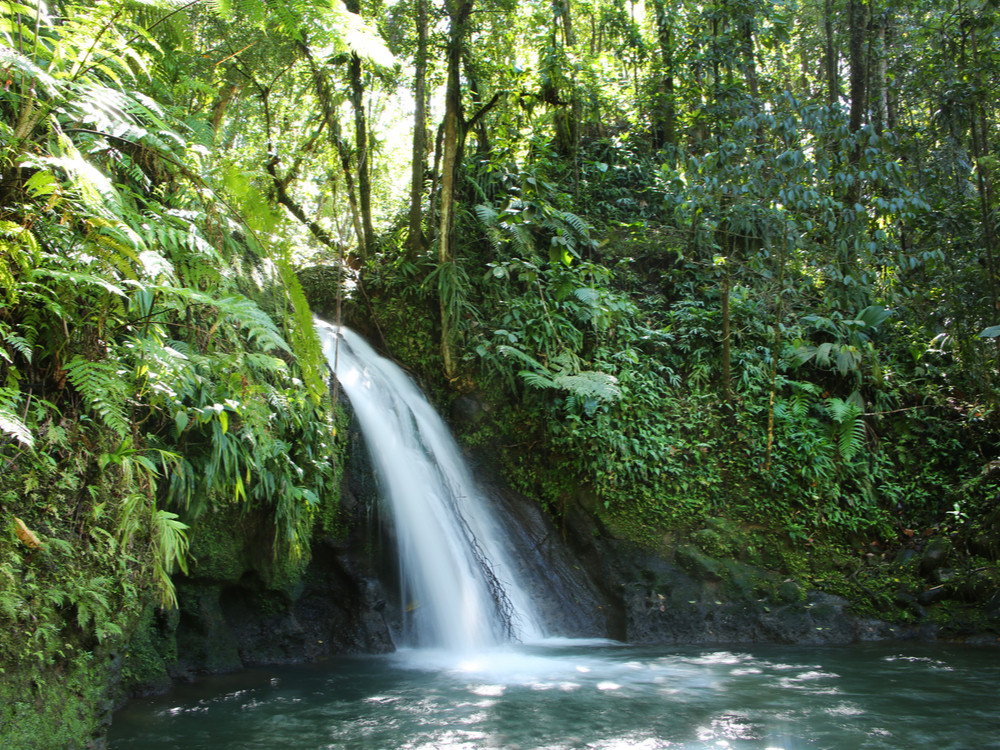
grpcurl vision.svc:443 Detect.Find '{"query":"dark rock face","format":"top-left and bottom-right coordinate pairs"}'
top-left (477, 473), bottom-right (615, 638)
top-left (122, 497), bottom-right (394, 697)
top-left (553, 506), bottom-right (936, 646)
top-left (919, 537), bottom-right (952, 576)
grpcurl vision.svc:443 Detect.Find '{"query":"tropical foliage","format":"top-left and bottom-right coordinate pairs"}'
top-left (2, 0), bottom-right (1000, 742)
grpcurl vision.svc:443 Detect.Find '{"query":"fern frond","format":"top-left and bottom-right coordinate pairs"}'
top-left (151, 508), bottom-right (189, 609)
top-left (0, 405), bottom-right (33, 448)
top-left (475, 203), bottom-right (498, 227)
top-left (277, 256), bottom-right (326, 404)
top-left (243, 352), bottom-right (289, 376)
top-left (840, 416), bottom-right (866, 461)
top-left (160, 287), bottom-right (292, 354)
top-left (520, 370), bottom-right (557, 390)
top-left (33, 267), bottom-right (128, 297)
top-left (789, 389), bottom-right (814, 420)
top-left (824, 397), bottom-right (865, 461)
top-left (1, 327), bottom-right (32, 363)
top-left (0, 220), bottom-right (40, 303)
top-left (560, 210), bottom-right (591, 238)
top-left (64, 355), bottom-right (131, 437)
top-left (496, 344), bottom-right (545, 371)
top-left (554, 370), bottom-right (621, 402)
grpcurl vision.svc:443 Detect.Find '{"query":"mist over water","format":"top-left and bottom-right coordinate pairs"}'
top-left (110, 642), bottom-right (1000, 749)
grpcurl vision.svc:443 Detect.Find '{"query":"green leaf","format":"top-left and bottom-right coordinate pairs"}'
top-left (856, 305), bottom-right (891, 329)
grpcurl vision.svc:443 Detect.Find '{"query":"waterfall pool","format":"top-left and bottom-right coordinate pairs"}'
top-left (112, 324), bottom-right (997, 748)
top-left (109, 639), bottom-right (999, 749)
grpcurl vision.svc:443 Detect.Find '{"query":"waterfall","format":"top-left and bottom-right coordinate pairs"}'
top-left (316, 321), bottom-right (544, 651)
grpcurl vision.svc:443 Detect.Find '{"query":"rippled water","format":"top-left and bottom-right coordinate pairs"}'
top-left (109, 640), bottom-right (1000, 749)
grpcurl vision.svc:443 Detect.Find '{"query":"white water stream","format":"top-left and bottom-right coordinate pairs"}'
top-left (316, 320), bottom-right (544, 651)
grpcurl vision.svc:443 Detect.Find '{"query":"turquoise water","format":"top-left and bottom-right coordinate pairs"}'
top-left (109, 640), bottom-right (1000, 749)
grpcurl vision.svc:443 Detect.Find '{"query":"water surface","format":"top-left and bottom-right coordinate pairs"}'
top-left (109, 640), bottom-right (1000, 749)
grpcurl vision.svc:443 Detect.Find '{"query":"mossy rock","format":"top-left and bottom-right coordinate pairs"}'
top-left (120, 605), bottom-right (176, 696)
top-left (188, 505), bottom-right (248, 583)
top-left (956, 568), bottom-right (1000, 603)
top-left (776, 579), bottom-right (806, 605)
top-left (689, 528), bottom-right (728, 558)
top-left (0, 647), bottom-right (115, 749)
top-left (674, 543), bottom-right (725, 582)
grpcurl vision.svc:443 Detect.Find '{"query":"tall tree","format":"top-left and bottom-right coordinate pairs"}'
top-left (438, 0), bottom-right (475, 378)
top-left (408, 0), bottom-right (429, 259)
top-left (650, 0), bottom-right (677, 153)
top-left (346, 0), bottom-right (376, 261)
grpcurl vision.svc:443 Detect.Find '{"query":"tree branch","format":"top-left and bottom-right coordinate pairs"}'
top-left (465, 91), bottom-right (503, 130)
top-left (265, 155), bottom-right (340, 252)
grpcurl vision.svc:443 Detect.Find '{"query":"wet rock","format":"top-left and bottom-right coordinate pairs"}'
top-left (932, 567), bottom-right (957, 586)
top-left (919, 537), bottom-right (952, 576)
top-left (917, 585), bottom-right (950, 606)
top-left (451, 394), bottom-right (486, 426)
top-left (893, 590), bottom-right (924, 617)
top-left (690, 528), bottom-right (727, 558)
top-left (475, 468), bottom-right (614, 639)
top-left (675, 544), bottom-right (725, 582)
top-left (776, 580), bottom-right (804, 605)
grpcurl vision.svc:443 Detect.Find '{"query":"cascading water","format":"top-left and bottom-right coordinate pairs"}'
top-left (316, 320), bottom-right (544, 651)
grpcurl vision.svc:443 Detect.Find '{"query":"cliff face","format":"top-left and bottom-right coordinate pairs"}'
top-left (120, 443), bottom-right (395, 701)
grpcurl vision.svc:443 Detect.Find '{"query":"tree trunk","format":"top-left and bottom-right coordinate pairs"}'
top-left (968, 23), bottom-right (999, 312)
top-left (550, 0), bottom-right (579, 162)
top-left (740, 17), bottom-right (759, 100)
top-left (847, 0), bottom-right (868, 138)
top-left (824, 0), bottom-right (839, 106)
top-left (846, 0), bottom-right (869, 228)
top-left (720, 256), bottom-right (732, 409)
top-left (209, 80), bottom-right (240, 136)
top-left (336, 124), bottom-right (366, 258)
top-left (408, 0), bottom-right (429, 260)
top-left (301, 42), bottom-right (365, 261)
top-left (345, 0), bottom-right (375, 262)
top-left (438, 0), bottom-right (474, 379)
top-left (651, 0), bottom-right (677, 154)
top-left (873, 14), bottom-right (889, 133)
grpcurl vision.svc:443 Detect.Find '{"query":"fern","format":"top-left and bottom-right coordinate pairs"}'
top-left (555, 370), bottom-right (622, 402)
top-left (0, 405), bottom-right (33, 448)
top-left (497, 343), bottom-right (545, 370)
top-left (159, 286), bottom-right (292, 354)
top-left (64, 356), bottom-right (131, 438)
top-left (498, 344), bottom-right (620, 404)
top-left (150, 509), bottom-right (189, 609)
top-left (824, 397), bottom-right (865, 461)
top-left (276, 254), bottom-right (326, 404)
top-left (1, 327), bottom-right (32, 364)
top-left (0, 220), bottom-right (40, 304)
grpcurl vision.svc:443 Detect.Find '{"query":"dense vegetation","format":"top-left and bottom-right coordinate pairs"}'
top-left (1, 0), bottom-right (999, 744)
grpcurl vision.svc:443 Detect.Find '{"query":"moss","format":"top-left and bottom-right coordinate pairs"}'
top-left (186, 503), bottom-right (312, 595)
top-left (120, 605), bottom-right (175, 695)
top-left (0, 648), bottom-right (115, 749)
top-left (188, 505), bottom-right (248, 583)
top-left (262, 549), bottom-right (310, 596)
